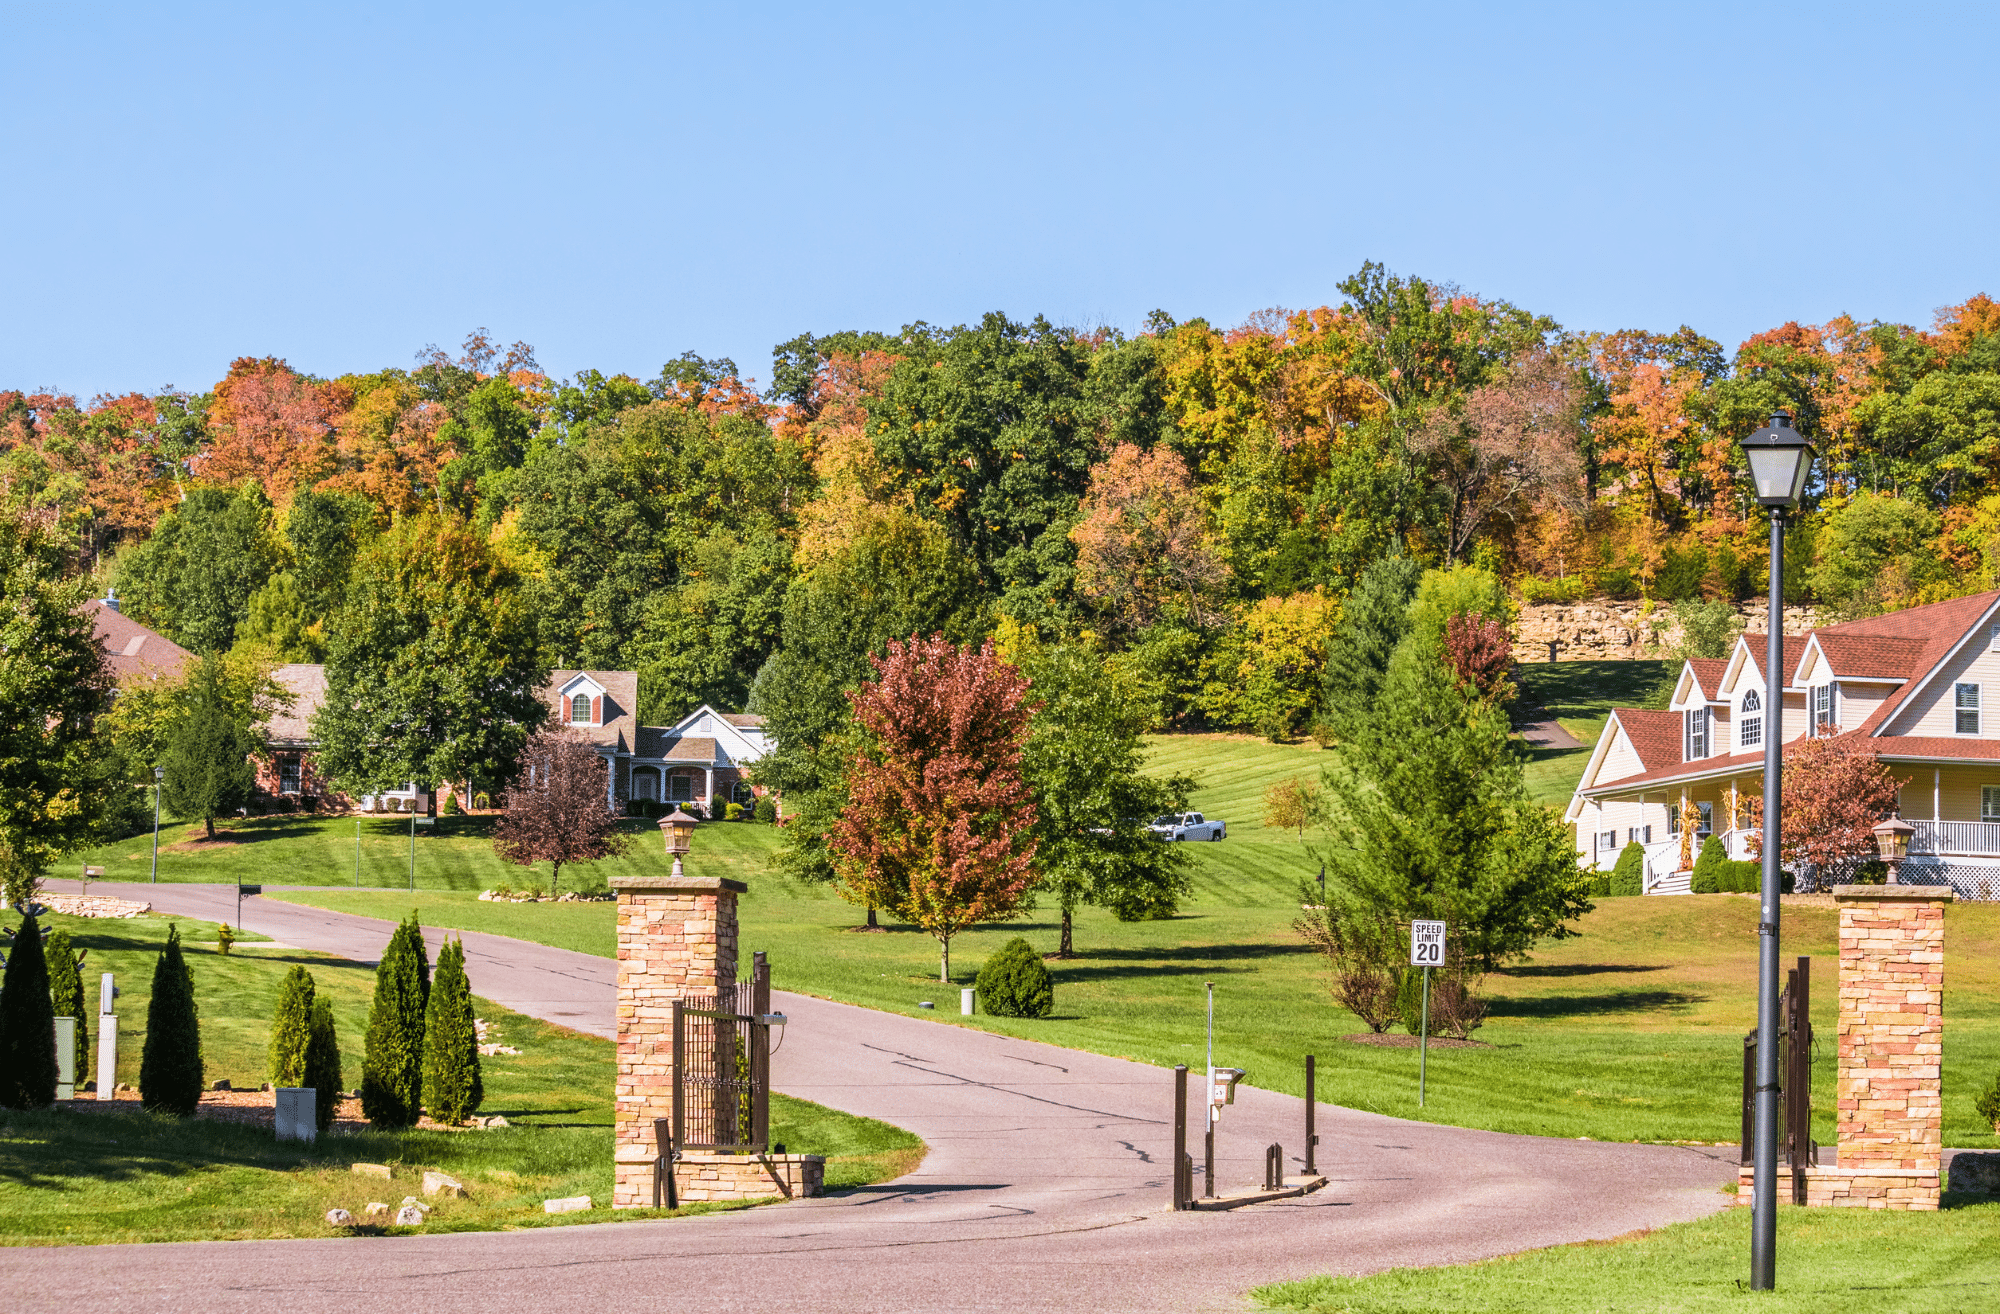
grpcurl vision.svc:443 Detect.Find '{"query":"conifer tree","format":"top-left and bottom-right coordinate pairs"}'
top-left (268, 965), bottom-right (314, 1087)
top-left (303, 996), bottom-right (343, 1134)
top-left (420, 935), bottom-right (482, 1124)
top-left (361, 915), bottom-right (430, 1127)
top-left (159, 654), bottom-right (259, 840)
top-left (0, 911), bottom-right (59, 1107)
top-left (44, 925), bottom-right (87, 1077)
top-left (138, 924), bottom-right (203, 1115)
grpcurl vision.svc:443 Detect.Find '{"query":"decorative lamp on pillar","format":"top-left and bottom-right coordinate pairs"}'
top-left (659, 807), bottom-right (697, 879)
top-left (1738, 407), bottom-right (1815, 1292)
top-left (1872, 811), bottom-right (1915, 886)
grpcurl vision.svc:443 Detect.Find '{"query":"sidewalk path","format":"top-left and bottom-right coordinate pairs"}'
top-left (8, 880), bottom-right (1739, 1313)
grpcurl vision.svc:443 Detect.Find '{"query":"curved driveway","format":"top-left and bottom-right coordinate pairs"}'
top-left (8, 881), bottom-right (1739, 1313)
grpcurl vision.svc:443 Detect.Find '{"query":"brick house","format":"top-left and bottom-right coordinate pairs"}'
top-left (87, 590), bottom-right (192, 683)
top-left (1567, 589), bottom-right (2000, 897)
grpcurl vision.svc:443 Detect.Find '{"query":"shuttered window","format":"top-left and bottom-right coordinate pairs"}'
top-left (1957, 683), bottom-right (1981, 735)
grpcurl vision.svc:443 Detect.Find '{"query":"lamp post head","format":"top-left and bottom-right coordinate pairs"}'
top-left (153, 766), bottom-right (165, 782)
top-left (1740, 409), bottom-right (1815, 509)
top-left (1872, 810), bottom-right (1915, 876)
top-left (659, 807), bottom-right (697, 857)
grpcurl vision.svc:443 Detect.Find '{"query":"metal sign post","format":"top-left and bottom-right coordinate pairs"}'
top-left (237, 883), bottom-right (261, 933)
top-left (1410, 920), bottom-right (1445, 1107)
top-left (411, 813), bottom-right (435, 890)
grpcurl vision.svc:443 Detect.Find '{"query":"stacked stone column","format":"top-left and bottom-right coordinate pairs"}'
top-left (1739, 884), bottom-right (1954, 1210)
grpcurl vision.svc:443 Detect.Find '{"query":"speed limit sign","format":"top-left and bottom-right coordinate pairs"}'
top-left (1410, 920), bottom-right (1445, 966)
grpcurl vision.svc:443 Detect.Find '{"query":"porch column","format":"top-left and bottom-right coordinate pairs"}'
top-left (606, 754), bottom-right (616, 808)
top-left (704, 766), bottom-right (714, 813)
top-left (1933, 769), bottom-right (1940, 822)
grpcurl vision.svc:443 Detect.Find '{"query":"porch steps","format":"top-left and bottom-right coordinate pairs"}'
top-left (1647, 871), bottom-right (1693, 896)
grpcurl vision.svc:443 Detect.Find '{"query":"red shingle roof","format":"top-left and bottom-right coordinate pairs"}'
top-left (1613, 709), bottom-right (1685, 776)
top-left (1812, 633), bottom-right (1929, 680)
top-left (1738, 634), bottom-right (1810, 689)
top-left (1686, 659), bottom-right (1730, 699)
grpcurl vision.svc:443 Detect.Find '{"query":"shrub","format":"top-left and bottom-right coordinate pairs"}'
top-left (1394, 967), bottom-right (1426, 1034)
top-left (420, 935), bottom-right (481, 1125)
top-left (474, 792), bottom-right (492, 811)
top-left (439, 792), bottom-right (459, 817)
top-left (1726, 859), bottom-right (1764, 892)
top-left (1850, 859), bottom-right (1889, 886)
top-left (1428, 971), bottom-right (1487, 1040)
top-left (1609, 841), bottom-right (1645, 896)
top-left (44, 926), bottom-right (87, 1077)
top-left (1976, 1069), bottom-right (2000, 1132)
top-left (974, 938), bottom-right (1054, 1019)
top-left (304, 996), bottom-right (343, 1134)
top-left (725, 801), bottom-right (744, 821)
top-left (1515, 575), bottom-right (1588, 605)
top-left (0, 910), bottom-right (59, 1107)
top-left (139, 924), bottom-right (203, 1116)
top-left (1585, 871), bottom-right (1612, 897)
top-left (1691, 835), bottom-right (1726, 894)
top-left (361, 915), bottom-right (430, 1128)
top-left (755, 795), bottom-right (777, 824)
top-left (269, 965), bottom-right (315, 1088)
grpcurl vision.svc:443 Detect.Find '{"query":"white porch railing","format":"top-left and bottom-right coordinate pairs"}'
top-left (1911, 820), bottom-right (2000, 857)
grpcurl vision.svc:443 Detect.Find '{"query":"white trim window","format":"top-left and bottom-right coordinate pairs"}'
top-left (1983, 786), bottom-right (2000, 823)
top-left (1596, 830), bottom-right (1618, 857)
top-left (1685, 706), bottom-right (1710, 760)
top-left (1740, 689), bottom-right (1762, 749)
top-left (1990, 623), bottom-right (2000, 652)
top-left (571, 692), bottom-right (592, 724)
top-left (1627, 825), bottom-right (1652, 844)
top-left (1813, 683), bottom-right (1836, 732)
top-left (1957, 683), bottom-right (1981, 735)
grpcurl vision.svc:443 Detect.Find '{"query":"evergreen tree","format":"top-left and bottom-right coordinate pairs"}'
top-left (160, 654), bottom-right (259, 840)
top-left (0, 911), bottom-right (59, 1107)
top-left (268, 965), bottom-right (314, 1087)
top-left (303, 996), bottom-right (343, 1134)
top-left (420, 935), bottom-right (482, 1124)
top-left (974, 937), bottom-right (1054, 1019)
top-left (1319, 552), bottom-right (1423, 744)
top-left (1691, 834), bottom-right (1726, 894)
top-left (44, 925), bottom-right (87, 1076)
top-left (1609, 841), bottom-right (1645, 896)
top-left (138, 924), bottom-right (203, 1115)
top-left (361, 915), bottom-right (430, 1127)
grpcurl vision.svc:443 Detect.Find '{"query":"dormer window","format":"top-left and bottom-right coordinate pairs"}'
top-left (1957, 683), bottom-right (1981, 735)
top-left (1740, 689), bottom-right (1762, 749)
top-left (571, 693), bottom-right (592, 724)
top-left (1813, 684), bottom-right (1836, 732)
top-left (1684, 706), bottom-right (1710, 761)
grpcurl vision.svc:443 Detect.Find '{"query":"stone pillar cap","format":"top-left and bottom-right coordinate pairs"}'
top-left (1831, 885), bottom-right (1955, 902)
top-left (610, 876), bottom-right (748, 894)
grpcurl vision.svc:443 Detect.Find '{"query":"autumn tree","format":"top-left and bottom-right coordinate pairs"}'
top-left (1070, 443), bottom-right (1229, 633)
top-left (1262, 775), bottom-right (1320, 838)
top-left (830, 635), bottom-right (1039, 980)
top-left (1744, 732), bottom-right (1902, 881)
top-left (492, 729), bottom-right (629, 895)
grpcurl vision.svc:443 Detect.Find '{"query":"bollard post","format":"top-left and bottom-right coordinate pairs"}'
top-left (1305, 1054), bottom-right (1317, 1174)
top-left (1172, 1064), bottom-right (1188, 1210)
top-left (961, 987), bottom-right (975, 1016)
top-left (54, 1018), bottom-right (75, 1099)
top-left (96, 972), bottom-right (118, 1100)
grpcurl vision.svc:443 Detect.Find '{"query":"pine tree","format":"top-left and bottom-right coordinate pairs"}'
top-left (1319, 552), bottom-right (1423, 745)
top-left (138, 924), bottom-right (203, 1115)
top-left (361, 915), bottom-right (430, 1127)
top-left (303, 996), bottom-right (343, 1134)
top-left (0, 912), bottom-right (59, 1107)
top-left (44, 925), bottom-right (87, 1079)
top-left (268, 965), bottom-right (315, 1087)
top-left (420, 935), bottom-right (482, 1124)
top-left (159, 654), bottom-right (259, 841)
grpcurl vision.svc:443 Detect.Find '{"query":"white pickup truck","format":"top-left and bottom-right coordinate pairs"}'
top-left (1150, 812), bottom-right (1226, 842)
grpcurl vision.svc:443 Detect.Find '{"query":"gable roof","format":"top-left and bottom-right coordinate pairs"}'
top-left (266, 664), bottom-right (325, 746)
top-left (548, 670), bottom-right (638, 752)
top-left (1810, 633), bottom-right (1930, 680)
top-left (86, 598), bottom-right (193, 682)
top-left (1685, 658), bottom-right (1730, 700)
top-left (1735, 633), bottom-right (1811, 690)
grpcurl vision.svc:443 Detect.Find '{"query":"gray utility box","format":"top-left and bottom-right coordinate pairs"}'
top-left (275, 1087), bottom-right (317, 1143)
top-left (54, 1018), bottom-right (75, 1099)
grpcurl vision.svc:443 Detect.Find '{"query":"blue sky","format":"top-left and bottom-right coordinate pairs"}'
top-left (4, 2), bottom-right (1997, 399)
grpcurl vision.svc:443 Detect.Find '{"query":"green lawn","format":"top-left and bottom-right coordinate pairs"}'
top-left (79, 732), bottom-right (2000, 1148)
top-left (0, 908), bottom-right (920, 1245)
top-left (1254, 1194), bottom-right (2000, 1313)
top-left (1516, 659), bottom-right (1674, 806)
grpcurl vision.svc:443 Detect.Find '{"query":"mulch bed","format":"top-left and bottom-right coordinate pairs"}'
top-left (55, 1089), bottom-right (373, 1130)
top-left (1342, 1032), bottom-right (1492, 1050)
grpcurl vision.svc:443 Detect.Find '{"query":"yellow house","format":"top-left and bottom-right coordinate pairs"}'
top-left (1566, 590), bottom-right (2000, 897)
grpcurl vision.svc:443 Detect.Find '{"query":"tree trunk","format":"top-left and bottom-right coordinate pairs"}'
top-left (1059, 907), bottom-right (1074, 958)
top-left (866, 906), bottom-right (878, 929)
top-left (940, 936), bottom-right (950, 982)
top-left (204, 814), bottom-right (215, 840)
top-left (550, 862), bottom-right (561, 897)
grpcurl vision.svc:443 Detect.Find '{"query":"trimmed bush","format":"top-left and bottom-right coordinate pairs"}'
top-left (754, 795), bottom-right (777, 824)
top-left (269, 965), bottom-right (315, 1087)
top-left (303, 996), bottom-right (343, 1134)
top-left (1609, 841), bottom-right (1645, 897)
top-left (1394, 967), bottom-right (1426, 1034)
top-left (0, 911), bottom-right (59, 1107)
top-left (439, 792), bottom-right (459, 817)
top-left (139, 924), bottom-right (203, 1116)
top-left (1585, 871), bottom-right (1612, 898)
top-left (1727, 859), bottom-right (1763, 892)
top-left (1850, 859), bottom-right (1889, 886)
top-left (44, 925), bottom-right (87, 1076)
top-left (1691, 835), bottom-right (1726, 894)
top-left (725, 801), bottom-right (744, 821)
top-left (974, 937), bottom-right (1054, 1019)
top-left (361, 914), bottom-right (430, 1128)
top-left (1976, 1068), bottom-right (2000, 1132)
top-left (420, 935), bottom-right (482, 1125)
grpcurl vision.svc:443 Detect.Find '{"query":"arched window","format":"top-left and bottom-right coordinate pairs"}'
top-left (1741, 688), bottom-right (1763, 749)
top-left (1742, 689), bottom-right (1761, 712)
top-left (571, 693), bottom-right (591, 724)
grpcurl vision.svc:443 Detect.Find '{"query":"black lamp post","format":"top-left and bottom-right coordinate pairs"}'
top-left (1740, 409), bottom-right (1814, 1291)
top-left (151, 766), bottom-right (165, 884)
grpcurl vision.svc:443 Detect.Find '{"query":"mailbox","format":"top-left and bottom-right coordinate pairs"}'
top-left (1209, 1067), bottom-right (1247, 1107)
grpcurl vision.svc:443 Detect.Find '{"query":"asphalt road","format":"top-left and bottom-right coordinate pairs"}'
top-left (6, 880), bottom-right (1740, 1312)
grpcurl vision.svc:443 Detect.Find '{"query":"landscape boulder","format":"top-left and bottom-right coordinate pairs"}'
top-left (422, 1171), bottom-right (468, 1198)
top-left (351, 1162), bottom-right (392, 1179)
top-left (543, 1195), bottom-right (592, 1214)
top-left (1951, 1153), bottom-right (2000, 1193)
top-left (324, 1208), bottom-right (353, 1226)
top-left (394, 1205), bottom-right (426, 1226)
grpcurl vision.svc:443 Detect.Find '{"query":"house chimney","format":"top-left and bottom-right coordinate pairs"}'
top-left (101, 587), bottom-right (121, 614)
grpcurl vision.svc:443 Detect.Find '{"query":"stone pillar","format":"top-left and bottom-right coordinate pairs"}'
top-left (1829, 883), bottom-right (1952, 1207)
top-left (610, 875), bottom-right (743, 1209)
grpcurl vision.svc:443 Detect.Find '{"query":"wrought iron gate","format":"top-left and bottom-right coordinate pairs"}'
top-left (1741, 955), bottom-right (1817, 1204)
top-left (672, 950), bottom-right (773, 1154)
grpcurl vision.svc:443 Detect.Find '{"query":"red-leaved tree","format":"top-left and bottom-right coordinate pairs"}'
top-left (830, 635), bottom-right (1039, 981)
top-left (1744, 732), bottom-right (1902, 876)
top-left (1443, 612), bottom-right (1514, 703)
top-left (492, 730), bottom-right (629, 895)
